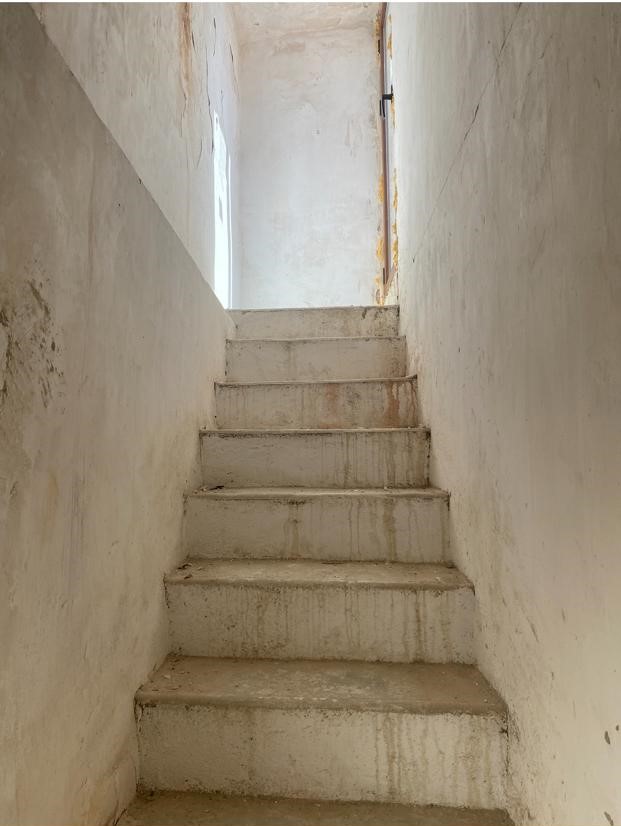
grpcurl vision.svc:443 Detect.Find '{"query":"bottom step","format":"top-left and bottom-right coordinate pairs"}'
top-left (120, 792), bottom-right (513, 825)
top-left (135, 657), bottom-right (507, 809)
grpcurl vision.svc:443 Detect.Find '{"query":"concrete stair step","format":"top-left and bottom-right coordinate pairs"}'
top-left (183, 486), bottom-right (449, 563)
top-left (229, 305), bottom-right (400, 340)
top-left (215, 375), bottom-right (417, 430)
top-left (200, 428), bottom-right (429, 489)
top-left (165, 559), bottom-right (474, 663)
top-left (136, 656), bottom-right (508, 808)
top-left (119, 791), bottom-right (514, 825)
top-left (225, 336), bottom-right (406, 383)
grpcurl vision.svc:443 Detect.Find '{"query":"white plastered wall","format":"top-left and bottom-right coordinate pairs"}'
top-left (34, 2), bottom-right (241, 307)
top-left (0, 6), bottom-right (234, 824)
top-left (237, 6), bottom-right (382, 308)
top-left (389, 4), bottom-right (621, 825)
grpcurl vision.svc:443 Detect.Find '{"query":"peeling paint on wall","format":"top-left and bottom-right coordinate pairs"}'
top-left (391, 222), bottom-right (399, 275)
top-left (391, 169), bottom-right (399, 278)
top-left (374, 9), bottom-right (382, 41)
top-left (375, 235), bottom-right (385, 305)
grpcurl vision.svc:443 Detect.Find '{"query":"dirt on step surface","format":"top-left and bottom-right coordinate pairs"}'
top-left (119, 792), bottom-right (514, 826)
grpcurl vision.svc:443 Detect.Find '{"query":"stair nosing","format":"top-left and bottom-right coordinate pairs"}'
top-left (165, 559), bottom-right (471, 592)
top-left (226, 335), bottom-right (405, 344)
top-left (200, 426), bottom-right (429, 436)
top-left (120, 792), bottom-right (514, 826)
top-left (136, 656), bottom-right (506, 717)
top-left (230, 305), bottom-right (399, 314)
top-left (215, 374), bottom-right (417, 389)
top-left (187, 485), bottom-right (447, 500)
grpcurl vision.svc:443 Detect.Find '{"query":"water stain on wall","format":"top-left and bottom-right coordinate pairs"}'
top-left (179, 3), bottom-right (193, 102)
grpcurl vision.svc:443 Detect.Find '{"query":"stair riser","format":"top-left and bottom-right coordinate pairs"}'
top-left (215, 379), bottom-right (417, 430)
top-left (184, 494), bottom-right (448, 562)
top-left (225, 337), bottom-right (406, 383)
top-left (166, 583), bottom-right (474, 663)
top-left (200, 431), bottom-right (429, 489)
top-left (137, 705), bottom-right (506, 808)
top-left (229, 307), bottom-right (399, 339)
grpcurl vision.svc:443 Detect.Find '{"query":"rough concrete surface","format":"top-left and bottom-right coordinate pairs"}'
top-left (389, 4), bottom-right (621, 824)
top-left (0, 7), bottom-right (232, 825)
top-left (129, 302), bottom-right (506, 816)
top-left (165, 559), bottom-right (474, 662)
top-left (166, 558), bottom-right (468, 590)
top-left (119, 791), bottom-right (514, 826)
top-left (136, 658), bottom-right (507, 807)
top-left (225, 336), bottom-right (407, 382)
top-left (229, 306), bottom-right (400, 339)
top-left (183, 486), bottom-right (449, 563)
top-left (215, 376), bottom-right (419, 430)
top-left (137, 655), bottom-right (506, 715)
top-left (200, 428), bottom-right (429, 488)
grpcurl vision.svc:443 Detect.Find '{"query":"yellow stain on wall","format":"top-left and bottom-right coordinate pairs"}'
top-left (392, 223), bottom-right (399, 274)
top-left (178, 3), bottom-right (193, 102)
top-left (374, 273), bottom-right (384, 306)
top-left (391, 170), bottom-right (399, 275)
top-left (376, 234), bottom-right (385, 264)
top-left (375, 234), bottom-right (386, 306)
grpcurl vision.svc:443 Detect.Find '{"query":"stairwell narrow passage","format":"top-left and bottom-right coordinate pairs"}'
top-left (121, 305), bottom-right (512, 826)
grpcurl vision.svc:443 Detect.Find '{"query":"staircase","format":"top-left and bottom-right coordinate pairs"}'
top-left (121, 306), bottom-right (512, 826)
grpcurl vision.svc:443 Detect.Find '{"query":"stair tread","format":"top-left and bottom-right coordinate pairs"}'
top-left (190, 485), bottom-right (447, 500)
top-left (136, 655), bottom-right (506, 716)
top-left (216, 374), bottom-right (416, 388)
top-left (166, 559), bottom-right (469, 591)
top-left (231, 305), bottom-right (398, 313)
top-left (227, 335), bottom-right (405, 343)
top-left (119, 791), bottom-right (513, 825)
top-left (201, 426), bottom-right (428, 435)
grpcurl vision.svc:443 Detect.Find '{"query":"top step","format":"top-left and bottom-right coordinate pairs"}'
top-left (229, 306), bottom-right (399, 340)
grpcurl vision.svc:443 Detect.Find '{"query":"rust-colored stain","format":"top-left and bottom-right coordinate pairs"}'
top-left (376, 235), bottom-right (385, 264)
top-left (377, 172), bottom-right (385, 206)
top-left (374, 10), bottom-right (382, 38)
top-left (392, 171), bottom-right (398, 214)
top-left (374, 10), bottom-right (382, 65)
top-left (179, 3), bottom-right (193, 100)
top-left (383, 380), bottom-right (400, 427)
top-left (392, 223), bottom-right (399, 274)
top-left (391, 170), bottom-right (399, 277)
top-left (318, 381), bottom-right (340, 429)
top-left (375, 224), bottom-right (385, 306)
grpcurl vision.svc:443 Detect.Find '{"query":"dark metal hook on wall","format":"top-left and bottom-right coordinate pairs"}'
top-left (380, 85), bottom-right (394, 118)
